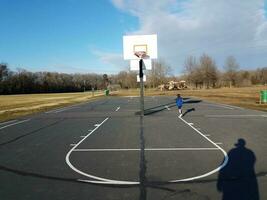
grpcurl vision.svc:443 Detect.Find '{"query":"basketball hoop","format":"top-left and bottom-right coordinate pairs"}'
top-left (122, 34), bottom-right (158, 117)
top-left (134, 51), bottom-right (149, 59)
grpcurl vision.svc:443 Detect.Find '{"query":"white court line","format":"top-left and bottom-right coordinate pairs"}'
top-left (115, 107), bottom-right (120, 112)
top-left (214, 103), bottom-right (244, 110)
top-left (54, 108), bottom-right (76, 113)
top-left (171, 117), bottom-right (229, 183)
top-left (65, 118), bottom-right (139, 184)
top-left (164, 106), bottom-right (170, 111)
top-left (73, 148), bottom-right (219, 152)
top-left (0, 119), bottom-right (31, 130)
top-left (45, 106), bottom-right (77, 114)
top-left (77, 179), bottom-right (138, 185)
top-left (66, 112), bottom-right (229, 185)
top-left (52, 106), bottom-right (78, 113)
top-left (0, 120), bottom-right (17, 126)
top-left (202, 103), bottom-right (234, 110)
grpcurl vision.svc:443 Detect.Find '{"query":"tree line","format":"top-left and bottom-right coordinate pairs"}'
top-left (0, 55), bottom-right (266, 94)
top-left (0, 64), bottom-right (108, 94)
top-left (0, 61), bottom-right (172, 94)
top-left (183, 55), bottom-right (267, 89)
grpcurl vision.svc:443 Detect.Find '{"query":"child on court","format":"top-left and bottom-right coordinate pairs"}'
top-left (176, 94), bottom-right (183, 117)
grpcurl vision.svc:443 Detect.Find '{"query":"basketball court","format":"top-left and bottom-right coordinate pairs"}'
top-left (65, 97), bottom-right (228, 185)
top-left (0, 96), bottom-right (267, 199)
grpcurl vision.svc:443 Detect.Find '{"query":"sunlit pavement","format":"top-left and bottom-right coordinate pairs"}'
top-left (0, 96), bottom-right (266, 200)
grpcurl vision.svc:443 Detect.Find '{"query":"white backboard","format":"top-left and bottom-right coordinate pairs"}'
top-left (123, 34), bottom-right (157, 60)
top-left (130, 59), bottom-right (152, 71)
top-left (137, 75), bottom-right (147, 82)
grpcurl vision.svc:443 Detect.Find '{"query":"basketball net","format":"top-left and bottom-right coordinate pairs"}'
top-left (134, 51), bottom-right (149, 59)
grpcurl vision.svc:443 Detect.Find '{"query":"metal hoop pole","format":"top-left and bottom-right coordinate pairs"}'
top-left (139, 59), bottom-right (145, 116)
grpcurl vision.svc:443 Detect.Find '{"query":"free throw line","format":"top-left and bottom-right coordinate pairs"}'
top-left (73, 148), bottom-right (220, 152)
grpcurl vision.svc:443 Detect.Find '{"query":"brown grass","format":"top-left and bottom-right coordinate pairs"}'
top-left (0, 91), bottom-right (105, 122)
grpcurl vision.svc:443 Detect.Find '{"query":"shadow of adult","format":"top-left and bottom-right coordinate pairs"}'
top-left (217, 139), bottom-right (259, 200)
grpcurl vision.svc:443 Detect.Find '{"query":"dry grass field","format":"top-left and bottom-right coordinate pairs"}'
top-left (0, 91), bottom-right (105, 122)
top-left (0, 86), bottom-right (266, 122)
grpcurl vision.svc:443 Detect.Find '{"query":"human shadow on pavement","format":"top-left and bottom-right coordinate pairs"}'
top-left (183, 99), bottom-right (202, 104)
top-left (217, 138), bottom-right (259, 200)
top-left (139, 99), bottom-right (201, 116)
top-left (182, 108), bottom-right (195, 117)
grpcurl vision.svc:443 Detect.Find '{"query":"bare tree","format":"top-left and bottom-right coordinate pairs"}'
top-left (183, 56), bottom-right (200, 88)
top-left (199, 54), bottom-right (219, 88)
top-left (148, 60), bottom-right (173, 88)
top-left (0, 63), bottom-right (9, 81)
top-left (224, 56), bottom-right (239, 87)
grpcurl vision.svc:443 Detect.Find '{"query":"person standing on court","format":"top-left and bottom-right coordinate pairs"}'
top-left (176, 94), bottom-right (183, 117)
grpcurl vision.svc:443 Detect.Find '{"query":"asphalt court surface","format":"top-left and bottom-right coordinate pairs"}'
top-left (0, 95), bottom-right (266, 200)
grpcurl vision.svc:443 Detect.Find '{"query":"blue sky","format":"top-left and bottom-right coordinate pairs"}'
top-left (1, 0), bottom-right (267, 75)
top-left (0, 0), bottom-right (138, 73)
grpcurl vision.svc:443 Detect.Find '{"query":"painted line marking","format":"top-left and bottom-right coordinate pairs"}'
top-left (94, 124), bottom-right (100, 127)
top-left (0, 120), bottom-right (17, 126)
top-left (73, 148), bottom-right (220, 152)
top-left (65, 117), bottom-right (138, 184)
top-left (124, 96), bottom-right (137, 98)
top-left (165, 106), bottom-right (170, 111)
top-left (70, 144), bottom-right (76, 146)
top-left (204, 134), bottom-right (210, 137)
top-left (45, 106), bottom-right (78, 114)
top-left (115, 107), bottom-right (120, 112)
top-left (173, 116), bottom-right (229, 183)
top-left (66, 106), bottom-right (229, 185)
top-left (215, 142), bottom-right (223, 145)
top-left (202, 103), bottom-right (234, 110)
top-left (78, 179), bottom-right (138, 185)
top-left (80, 136), bottom-right (86, 138)
top-left (0, 119), bottom-right (31, 130)
top-left (206, 114), bottom-right (267, 118)
top-left (88, 129), bottom-right (93, 132)
top-left (188, 123), bottom-right (194, 125)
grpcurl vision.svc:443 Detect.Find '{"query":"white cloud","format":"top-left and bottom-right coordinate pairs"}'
top-left (111, 0), bottom-right (267, 74)
top-left (91, 49), bottom-right (129, 72)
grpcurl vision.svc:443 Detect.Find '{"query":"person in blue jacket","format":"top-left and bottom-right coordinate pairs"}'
top-left (176, 94), bottom-right (183, 117)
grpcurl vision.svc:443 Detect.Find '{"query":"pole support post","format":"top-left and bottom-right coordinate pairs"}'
top-left (139, 59), bottom-right (145, 116)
